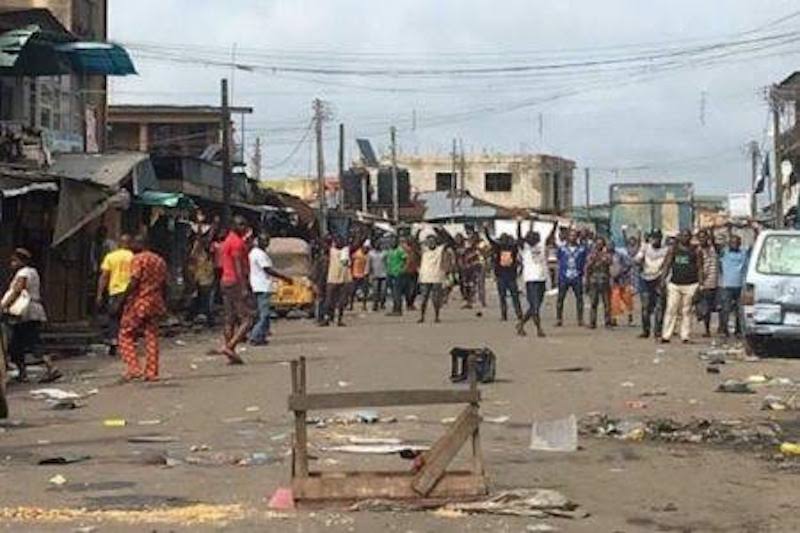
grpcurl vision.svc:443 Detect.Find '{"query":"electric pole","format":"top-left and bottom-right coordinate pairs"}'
top-left (313, 98), bottom-right (328, 235)
top-left (749, 141), bottom-right (759, 218)
top-left (459, 138), bottom-right (466, 196)
top-left (390, 126), bottom-right (399, 223)
top-left (584, 167), bottom-right (591, 216)
top-left (338, 123), bottom-right (345, 211)
top-left (772, 93), bottom-right (784, 228)
top-left (252, 136), bottom-right (262, 181)
top-left (450, 137), bottom-right (457, 215)
top-left (221, 78), bottom-right (232, 225)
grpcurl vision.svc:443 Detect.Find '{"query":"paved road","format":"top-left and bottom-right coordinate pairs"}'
top-left (0, 292), bottom-right (798, 531)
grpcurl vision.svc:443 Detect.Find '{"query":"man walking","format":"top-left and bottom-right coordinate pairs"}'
top-left (517, 221), bottom-right (554, 337)
top-left (556, 229), bottom-right (588, 326)
top-left (219, 216), bottom-right (253, 364)
top-left (417, 228), bottom-right (453, 323)
top-left (718, 232), bottom-right (751, 337)
top-left (117, 236), bottom-right (167, 382)
top-left (96, 234), bottom-right (133, 354)
top-left (350, 241), bottom-right (370, 311)
top-left (368, 241), bottom-right (387, 311)
top-left (697, 229), bottom-right (720, 337)
top-left (661, 229), bottom-right (703, 344)
top-left (385, 237), bottom-right (408, 316)
top-left (585, 237), bottom-right (614, 329)
top-left (248, 233), bottom-right (293, 345)
top-left (484, 227), bottom-right (523, 322)
top-left (635, 230), bottom-right (668, 339)
top-left (322, 234), bottom-right (352, 326)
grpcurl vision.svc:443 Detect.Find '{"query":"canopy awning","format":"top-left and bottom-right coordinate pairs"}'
top-left (135, 190), bottom-right (196, 209)
top-left (56, 42), bottom-right (137, 76)
top-left (0, 24), bottom-right (136, 76)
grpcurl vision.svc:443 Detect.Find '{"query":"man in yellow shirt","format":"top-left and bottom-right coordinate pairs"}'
top-left (96, 234), bottom-right (133, 352)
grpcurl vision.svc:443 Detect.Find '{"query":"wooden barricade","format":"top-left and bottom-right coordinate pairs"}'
top-left (288, 356), bottom-right (488, 506)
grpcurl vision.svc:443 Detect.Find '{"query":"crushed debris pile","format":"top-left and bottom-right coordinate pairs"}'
top-left (580, 413), bottom-right (782, 449)
top-left (349, 488), bottom-right (585, 520)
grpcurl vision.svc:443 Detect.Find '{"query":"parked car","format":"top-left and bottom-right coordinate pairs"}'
top-left (743, 229), bottom-right (800, 357)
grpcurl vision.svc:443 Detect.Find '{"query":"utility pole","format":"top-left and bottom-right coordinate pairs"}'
top-left (772, 93), bottom-right (784, 228)
top-left (450, 138), bottom-right (457, 215)
top-left (313, 98), bottom-right (328, 235)
top-left (252, 136), bottom-right (262, 181)
top-left (360, 171), bottom-right (368, 214)
top-left (584, 167), bottom-right (591, 216)
top-left (221, 78), bottom-right (232, 225)
top-left (749, 141), bottom-right (759, 218)
top-left (390, 126), bottom-right (399, 223)
top-left (338, 123), bottom-right (345, 211)
top-left (459, 138), bottom-right (466, 199)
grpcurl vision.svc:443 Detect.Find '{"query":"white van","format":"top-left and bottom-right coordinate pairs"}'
top-left (743, 230), bottom-right (800, 357)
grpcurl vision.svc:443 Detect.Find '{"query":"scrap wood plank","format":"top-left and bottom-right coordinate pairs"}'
top-left (288, 389), bottom-right (480, 411)
top-left (412, 405), bottom-right (480, 496)
top-left (293, 471), bottom-right (487, 503)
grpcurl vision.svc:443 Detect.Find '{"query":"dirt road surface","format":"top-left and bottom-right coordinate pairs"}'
top-left (1, 294), bottom-right (799, 532)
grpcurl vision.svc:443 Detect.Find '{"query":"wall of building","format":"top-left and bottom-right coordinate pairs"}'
top-left (394, 153), bottom-right (574, 212)
top-left (108, 121), bottom-right (220, 157)
top-left (2, 0), bottom-right (108, 151)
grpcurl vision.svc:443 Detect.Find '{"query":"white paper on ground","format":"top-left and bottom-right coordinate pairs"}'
top-left (530, 415), bottom-right (578, 452)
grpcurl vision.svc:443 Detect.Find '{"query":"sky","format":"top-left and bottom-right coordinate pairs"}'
top-left (108, 0), bottom-right (800, 204)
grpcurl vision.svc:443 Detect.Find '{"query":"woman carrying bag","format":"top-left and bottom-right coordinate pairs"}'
top-left (1, 248), bottom-right (61, 383)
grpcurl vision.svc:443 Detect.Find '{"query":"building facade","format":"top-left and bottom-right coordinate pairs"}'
top-left (108, 105), bottom-right (252, 163)
top-left (393, 153), bottom-right (575, 213)
top-left (0, 1), bottom-right (109, 151)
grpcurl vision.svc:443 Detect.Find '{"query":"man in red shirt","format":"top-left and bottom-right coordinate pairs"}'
top-left (117, 236), bottom-right (168, 382)
top-left (219, 216), bottom-right (253, 364)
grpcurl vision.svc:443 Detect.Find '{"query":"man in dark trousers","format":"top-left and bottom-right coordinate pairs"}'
top-left (556, 229), bottom-right (588, 326)
top-left (484, 227), bottom-right (523, 322)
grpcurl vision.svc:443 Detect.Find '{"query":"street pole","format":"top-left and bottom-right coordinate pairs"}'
top-left (450, 138), bottom-right (457, 215)
top-left (252, 136), bottom-right (262, 181)
top-left (221, 78), bottom-right (232, 225)
top-left (391, 126), bottom-right (399, 223)
top-left (360, 171), bottom-right (368, 213)
top-left (749, 141), bottom-right (759, 218)
top-left (314, 98), bottom-right (327, 236)
top-left (584, 167), bottom-right (590, 212)
top-left (772, 96), bottom-right (784, 228)
top-left (338, 123), bottom-right (345, 211)
top-left (459, 138), bottom-right (466, 195)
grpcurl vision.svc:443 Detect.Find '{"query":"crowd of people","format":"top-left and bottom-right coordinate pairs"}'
top-left (309, 218), bottom-right (758, 346)
top-left (0, 210), bottom-right (758, 389)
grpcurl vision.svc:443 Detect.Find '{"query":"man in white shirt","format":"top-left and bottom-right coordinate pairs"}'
top-left (517, 221), bottom-right (556, 337)
top-left (634, 230), bottom-right (669, 339)
top-left (248, 233), bottom-right (293, 345)
top-left (416, 227), bottom-right (454, 324)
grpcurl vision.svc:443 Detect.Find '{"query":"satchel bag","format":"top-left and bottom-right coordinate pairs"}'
top-left (1, 288), bottom-right (31, 317)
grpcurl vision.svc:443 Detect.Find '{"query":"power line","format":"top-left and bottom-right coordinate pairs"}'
top-left (263, 120), bottom-right (314, 169)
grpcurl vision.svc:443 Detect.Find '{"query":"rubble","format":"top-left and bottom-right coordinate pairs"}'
top-left (349, 489), bottom-right (584, 520)
top-left (580, 413), bottom-right (782, 449)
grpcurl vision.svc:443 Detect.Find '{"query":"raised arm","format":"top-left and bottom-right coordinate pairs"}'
top-left (483, 226), bottom-right (499, 247)
top-left (434, 226), bottom-right (456, 248)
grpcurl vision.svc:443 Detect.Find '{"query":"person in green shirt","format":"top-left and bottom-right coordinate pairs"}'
top-left (385, 236), bottom-right (408, 316)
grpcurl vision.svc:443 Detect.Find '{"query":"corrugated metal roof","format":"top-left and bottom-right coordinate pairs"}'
top-left (418, 190), bottom-right (504, 221)
top-left (48, 152), bottom-right (153, 189)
